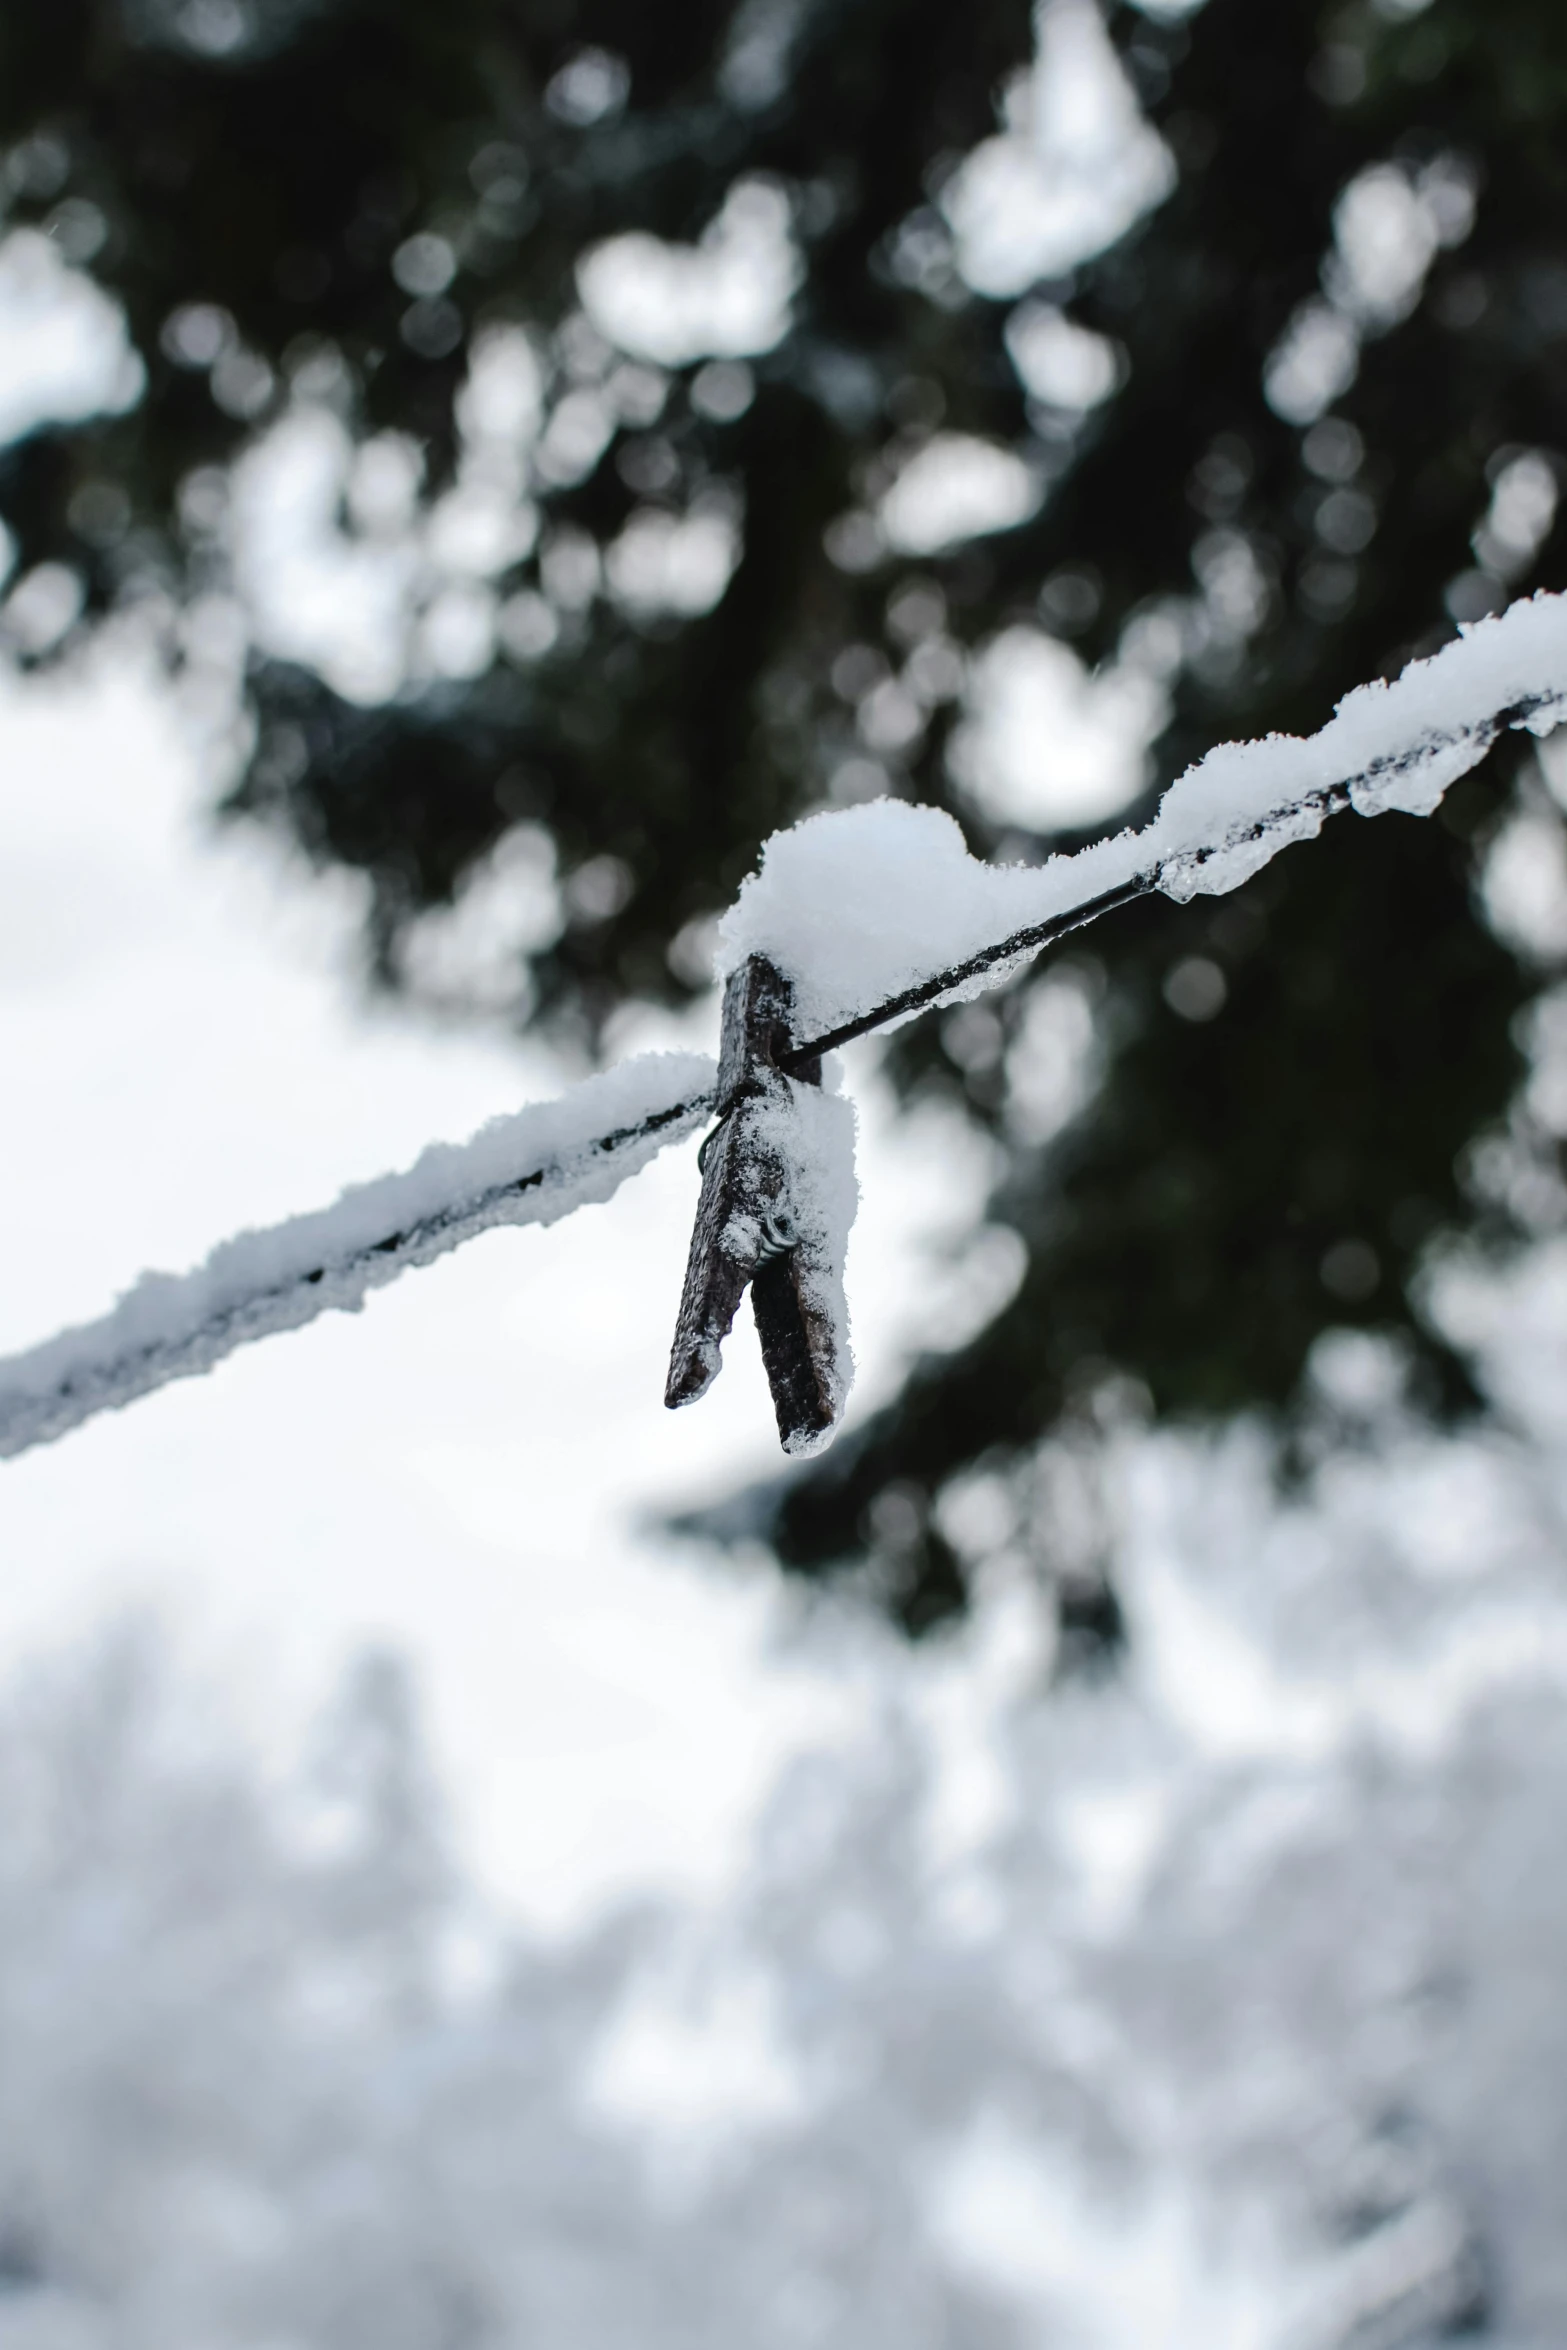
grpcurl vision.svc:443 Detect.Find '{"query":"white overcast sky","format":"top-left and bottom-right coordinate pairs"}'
top-left (0, 3), bottom-right (1187, 1932)
top-left (0, 635), bottom-right (1004, 1932)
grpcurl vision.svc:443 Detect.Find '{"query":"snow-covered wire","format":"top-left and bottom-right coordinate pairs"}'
top-left (723, 594), bottom-right (1567, 1059)
top-left (4, 594), bottom-right (1567, 1463)
top-left (0, 1056), bottom-right (715, 1461)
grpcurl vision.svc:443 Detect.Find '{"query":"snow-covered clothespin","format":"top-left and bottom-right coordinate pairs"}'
top-left (666, 955), bottom-right (855, 1454)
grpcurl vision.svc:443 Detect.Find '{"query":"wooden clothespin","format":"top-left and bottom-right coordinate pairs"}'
top-left (666, 955), bottom-right (852, 1454)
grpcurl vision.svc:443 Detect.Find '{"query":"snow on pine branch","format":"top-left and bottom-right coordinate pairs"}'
top-left (725, 593), bottom-right (1567, 1057)
top-left (0, 1055), bottom-right (714, 1461)
top-left (2, 591), bottom-right (1567, 1466)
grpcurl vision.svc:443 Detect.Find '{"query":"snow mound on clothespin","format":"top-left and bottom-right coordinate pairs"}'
top-left (719, 798), bottom-right (1132, 1043)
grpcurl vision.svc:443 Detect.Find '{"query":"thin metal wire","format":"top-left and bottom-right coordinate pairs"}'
top-left (695, 1077), bottom-right (763, 1173)
top-left (695, 1114), bottom-right (729, 1175)
top-left (778, 692), bottom-right (1555, 1070)
top-left (5, 684), bottom-right (1555, 1466)
top-left (781, 876), bottom-right (1152, 1069)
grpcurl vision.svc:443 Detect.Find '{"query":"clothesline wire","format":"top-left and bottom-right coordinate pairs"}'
top-left (0, 1081), bottom-right (716, 1462)
top-left (782, 874), bottom-right (1151, 1068)
top-left (0, 660), bottom-right (1557, 1465)
top-left (781, 688), bottom-right (1551, 1066)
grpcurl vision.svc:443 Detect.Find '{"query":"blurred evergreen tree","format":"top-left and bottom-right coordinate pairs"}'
top-left (2, 0), bottom-right (1564, 1630)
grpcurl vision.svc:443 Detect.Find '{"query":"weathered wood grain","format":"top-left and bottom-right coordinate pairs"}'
top-left (665, 955), bottom-right (840, 1451)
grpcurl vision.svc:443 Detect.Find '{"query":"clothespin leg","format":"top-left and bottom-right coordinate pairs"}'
top-left (665, 956), bottom-right (856, 1454)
